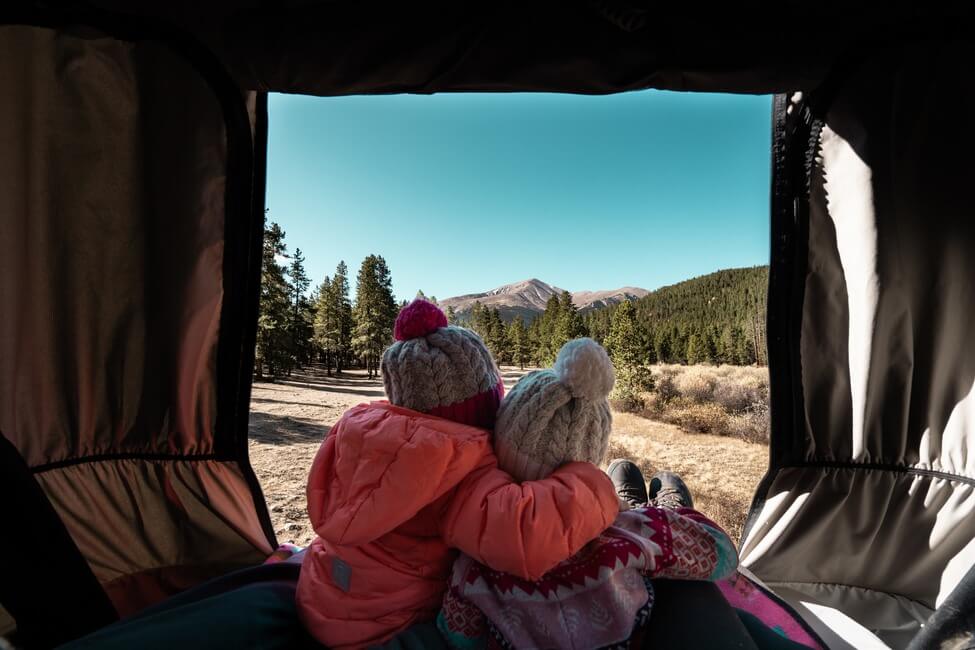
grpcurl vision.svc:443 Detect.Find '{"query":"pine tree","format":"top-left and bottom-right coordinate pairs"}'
top-left (352, 255), bottom-right (397, 378)
top-left (332, 261), bottom-right (354, 372)
top-left (537, 295), bottom-right (562, 365)
top-left (509, 316), bottom-right (531, 370)
top-left (734, 325), bottom-right (753, 365)
top-left (528, 316), bottom-right (543, 366)
top-left (604, 301), bottom-right (642, 368)
top-left (604, 301), bottom-right (653, 410)
top-left (313, 261), bottom-right (354, 376)
top-left (286, 248), bottom-right (313, 372)
top-left (553, 290), bottom-right (587, 352)
top-left (486, 308), bottom-right (510, 364)
top-left (718, 326), bottom-right (735, 364)
top-left (469, 301), bottom-right (494, 341)
top-left (686, 333), bottom-right (713, 365)
top-left (255, 220), bottom-right (292, 379)
top-left (415, 290), bottom-right (438, 306)
top-left (654, 330), bottom-right (672, 364)
top-left (445, 305), bottom-right (459, 326)
top-left (313, 274), bottom-right (333, 369)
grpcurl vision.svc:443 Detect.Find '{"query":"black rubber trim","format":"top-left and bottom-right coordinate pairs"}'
top-left (0, 5), bottom-right (275, 543)
top-left (767, 92), bottom-right (801, 469)
top-left (907, 561), bottom-right (975, 650)
top-left (741, 92), bottom-right (802, 545)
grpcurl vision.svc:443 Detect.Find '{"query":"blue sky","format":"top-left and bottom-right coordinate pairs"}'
top-left (267, 91), bottom-right (771, 300)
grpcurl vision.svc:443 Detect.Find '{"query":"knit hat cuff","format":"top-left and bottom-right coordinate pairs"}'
top-left (427, 380), bottom-right (504, 430)
top-left (495, 436), bottom-right (557, 482)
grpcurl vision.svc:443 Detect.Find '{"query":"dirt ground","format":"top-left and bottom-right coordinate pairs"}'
top-left (248, 365), bottom-right (768, 546)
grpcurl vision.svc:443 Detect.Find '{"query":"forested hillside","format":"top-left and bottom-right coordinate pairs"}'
top-left (584, 266), bottom-right (768, 365)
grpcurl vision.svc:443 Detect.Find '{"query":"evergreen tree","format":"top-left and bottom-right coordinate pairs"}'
top-left (654, 329), bottom-right (672, 364)
top-left (734, 325), bottom-right (753, 365)
top-left (604, 301), bottom-right (643, 367)
top-left (416, 289), bottom-right (437, 305)
top-left (604, 301), bottom-right (653, 410)
top-left (537, 295), bottom-right (562, 365)
top-left (286, 248), bottom-right (314, 372)
top-left (553, 290), bottom-right (587, 352)
top-left (528, 316), bottom-right (543, 366)
top-left (469, 301), bottom-right (493, 341)
top-left (255, 220), bottom-right (292, 379)
top-left (486, 308), bottom-right (510, 364)
top-left (445, 305), bottom-right (459, 326)
top-left (508, 316), bottom-right (531, 369)
top-left (313, 274), bottom-right (333, 367)
top-left (314, 261), bottom-right (354, 376)
top-left (718, 326), bottom-right (736, 364)
top-left (705, 331), bottom-right (718, 364)
top-left (583, 309), bottom-right (611, 344)
top-left (686, 333), bottom-right (713, 365)
top-left (352, 255), bottom-right (398, 378)
top-left (333, 261), bottom-right (354, 372)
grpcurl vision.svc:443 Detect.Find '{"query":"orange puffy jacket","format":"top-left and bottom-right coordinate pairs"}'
top-left (295, 402), bottom-right (618, 649)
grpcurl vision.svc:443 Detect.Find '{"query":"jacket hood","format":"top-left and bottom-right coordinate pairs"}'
top-left (306, 402), bottom-right (493, 546)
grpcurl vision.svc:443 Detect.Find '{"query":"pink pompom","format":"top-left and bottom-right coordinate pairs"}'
top-left (394, 299), bottom-right (448, 341)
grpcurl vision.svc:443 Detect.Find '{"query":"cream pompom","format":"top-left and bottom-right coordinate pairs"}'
top-left (553, 338), bottom-right (615, 400)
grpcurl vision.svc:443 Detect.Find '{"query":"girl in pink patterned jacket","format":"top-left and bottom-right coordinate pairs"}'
top-left (438, 339), bottom-right (738, 649)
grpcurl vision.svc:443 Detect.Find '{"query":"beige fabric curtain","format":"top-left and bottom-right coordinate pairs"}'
top-left (0, 24), bottom-right (272, 615)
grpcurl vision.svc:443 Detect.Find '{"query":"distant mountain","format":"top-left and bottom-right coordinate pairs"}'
top-left (439, 279), bottom-right (562, 322)
top-left (573, 287), bottom-right (650, 312)
top-left (439, 279), bottom-right (649, 323)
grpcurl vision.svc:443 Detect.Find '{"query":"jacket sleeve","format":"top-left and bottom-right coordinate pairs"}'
top-left (440, 460), bottom-right (619, 580)
top-left (642, 507), bottom-right (739, 581)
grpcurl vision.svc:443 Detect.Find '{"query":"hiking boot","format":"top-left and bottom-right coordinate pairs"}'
top-left (607, 459), bottom-right (649, 507)
top-left (648, 471), bottom-right (694, 510)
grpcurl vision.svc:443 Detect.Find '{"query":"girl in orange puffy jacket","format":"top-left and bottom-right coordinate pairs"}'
top-left (295, 300), bottom-right (619, 649)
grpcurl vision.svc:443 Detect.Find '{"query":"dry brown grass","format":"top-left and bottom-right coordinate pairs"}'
top-left (605, 411), bottom-right (768, 543)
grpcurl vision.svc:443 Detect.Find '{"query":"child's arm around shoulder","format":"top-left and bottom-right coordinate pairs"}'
top-left (628, 506), bottom-right (739, 581)
top-left (440, 459), bottom-right (618, 581)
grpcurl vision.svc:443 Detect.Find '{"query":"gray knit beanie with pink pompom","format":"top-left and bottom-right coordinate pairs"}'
top-left (494, 338), bottom-right (615, 482)
top-left (381, 299), bottom-right (504, 430)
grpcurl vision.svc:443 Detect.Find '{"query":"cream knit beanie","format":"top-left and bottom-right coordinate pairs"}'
top-left (494, 338), bottom-right (615, 481)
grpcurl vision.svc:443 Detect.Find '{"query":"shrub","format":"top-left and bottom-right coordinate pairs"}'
top-left (653, 367), bottom-right (680, 401)
top-left (638, 363), bottom-right (770, 443)
top-left (673, 369), bottom-right (717, 403)
top-left (656, 398), bottom-right (729, 435)
top-left (712, 374), bottom-right (768, 413)
top-left (610, 384), bottom-right (646, 413)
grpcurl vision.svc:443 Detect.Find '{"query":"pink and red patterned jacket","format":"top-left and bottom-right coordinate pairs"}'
top-left (438, 506), bottom-right (739, 650)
